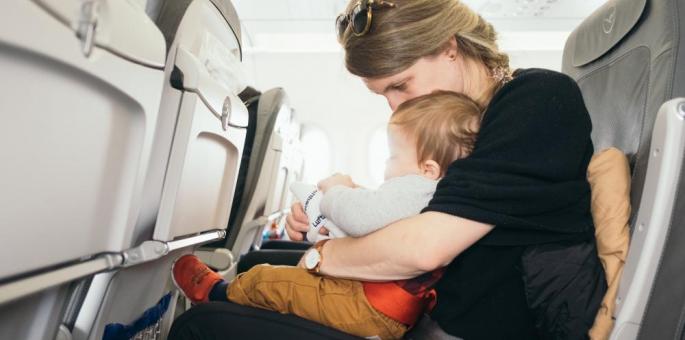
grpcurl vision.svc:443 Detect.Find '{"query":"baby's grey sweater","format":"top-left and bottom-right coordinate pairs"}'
top-left (319, 175), bottom-right (438, 237)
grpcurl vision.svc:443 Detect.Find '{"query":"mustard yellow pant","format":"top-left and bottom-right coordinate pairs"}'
top-left (227, 264), bottom-right (407, 340)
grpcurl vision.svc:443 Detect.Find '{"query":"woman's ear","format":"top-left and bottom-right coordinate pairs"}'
top-left (445, 36), bottom-right (459, 61)
top-left (421, 160), bottom-right (442, 180)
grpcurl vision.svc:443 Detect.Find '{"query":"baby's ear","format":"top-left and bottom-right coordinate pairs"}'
top-left (420, 160), bottom-right (442, 180)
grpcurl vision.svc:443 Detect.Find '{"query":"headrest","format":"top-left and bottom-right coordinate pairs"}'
top-left (570, 0), bottom-right (646, 67)
top-left (209, 0), bottom-right (242, 60)
top-left (150, 0), bottom-right (242, 59)
top-left (257, 88), bottom-right (289, 122)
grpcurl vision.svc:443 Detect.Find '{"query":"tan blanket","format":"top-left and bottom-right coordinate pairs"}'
top-left (587, 148), bottom-right (631, 340)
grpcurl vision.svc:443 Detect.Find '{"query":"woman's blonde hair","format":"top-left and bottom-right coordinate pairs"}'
top-left (339, 0), bottom-right (511, 101)
top-left (390, 90), bottom-right (481, 175)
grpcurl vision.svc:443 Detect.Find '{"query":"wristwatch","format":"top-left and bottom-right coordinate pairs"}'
top-left (304, 239), bottom-right (330, 274)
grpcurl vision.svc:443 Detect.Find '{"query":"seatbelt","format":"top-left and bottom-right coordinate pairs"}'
top-left (362, 281), bottom-right (436, 327)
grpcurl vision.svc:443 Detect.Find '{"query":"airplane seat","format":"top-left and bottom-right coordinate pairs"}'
top-left (218, 88), bottom-right (295, 263)
top-left (68, 0), bottom-right (249, 339)
top-left (228, 87), bottom-right (262, 233)
top-left (0, 0), bottom-right (167, 339)
top-left (199, 87), bottom-right (308, 275)
top-left (194, 87), bottom-right (259, 256)
top-left (562, 0), bottom-right (685, 338)
top-left (200, 86), bottom-right (260, 253)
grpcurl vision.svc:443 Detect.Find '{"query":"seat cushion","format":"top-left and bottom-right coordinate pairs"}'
top-left (587, 148), bottom-right (631, 339)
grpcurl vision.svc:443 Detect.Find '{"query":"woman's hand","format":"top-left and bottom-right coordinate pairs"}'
top-left (285, 202), bottom-right (309, 241)
top-left (317, 173), bottom-right (357, 193)
top-left (285, 202), bottom-right (330, 241)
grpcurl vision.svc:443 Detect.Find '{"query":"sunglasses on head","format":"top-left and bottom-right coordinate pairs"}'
top-left (336, 0), bottom-right (396, 39)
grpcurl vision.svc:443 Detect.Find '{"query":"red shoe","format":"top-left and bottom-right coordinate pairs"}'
top-left (172, 254), bottom-right (223, 303)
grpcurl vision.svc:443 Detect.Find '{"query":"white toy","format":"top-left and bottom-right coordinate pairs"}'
top-left (289, 182), bottom-right (347, 242)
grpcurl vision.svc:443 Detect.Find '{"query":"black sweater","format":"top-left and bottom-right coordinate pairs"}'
top-left (423, 69), bottom-right (605, 339)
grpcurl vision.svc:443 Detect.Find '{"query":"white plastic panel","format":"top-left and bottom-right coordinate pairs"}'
top-left (153, 92), bottom-right (246, 241)
top-left (611, 99), bottom-right (685, 340)
top-left (174, 0), bottom-right (242, 64)
top-left (35, 0), bottom-right (166, 68)
top-left (0, 0), bottom-right (164, 279)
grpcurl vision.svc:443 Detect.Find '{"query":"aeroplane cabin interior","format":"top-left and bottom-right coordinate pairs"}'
top-left (0, 0), bottom-right (684, 339)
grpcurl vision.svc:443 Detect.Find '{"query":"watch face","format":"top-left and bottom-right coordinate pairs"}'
top-left (304, 249), bottom-right (320, 269)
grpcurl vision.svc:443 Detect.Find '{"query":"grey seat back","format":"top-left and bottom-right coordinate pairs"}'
top-left (0, 0), bottom-right (167, 339)
top-left (562, 0), bottom-right (685, 338)
top-left (563, 0), bottom-right (684, 211)
top-left (224, 88), bottom-right (295, 259)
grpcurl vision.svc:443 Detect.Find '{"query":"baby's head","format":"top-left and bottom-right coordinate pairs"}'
top-left (385, 90), bottom-right (481, 181)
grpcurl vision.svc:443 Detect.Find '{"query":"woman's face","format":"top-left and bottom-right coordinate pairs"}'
top-left (363, 50), bottom-right (466, 111)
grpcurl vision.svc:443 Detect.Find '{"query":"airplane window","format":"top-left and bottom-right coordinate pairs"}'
top-left (368, 126), bottom-right (389, 187)
top-left (300, 126), bottom-right (333, 184)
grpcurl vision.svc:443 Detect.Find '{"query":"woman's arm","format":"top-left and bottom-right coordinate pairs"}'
top-left (314, 211), bottom-right (493, 281)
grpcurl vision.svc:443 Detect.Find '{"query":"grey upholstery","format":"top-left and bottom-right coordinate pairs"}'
top-left (562, 0), bottom-right (685, 338)
top-left (562, 0), bottom-right (685, 215)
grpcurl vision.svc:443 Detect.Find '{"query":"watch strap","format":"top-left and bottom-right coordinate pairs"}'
top-left (308, 239), bottom-right (330, 274)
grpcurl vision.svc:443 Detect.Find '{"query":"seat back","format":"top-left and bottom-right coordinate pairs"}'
top-left (224, 88), bottom-right (296, 259)
top-left (70, 1), bottom-right (249, 339)
top-left (0, 0), bottom-right (165, 284)
top-left (562, 0), bottom-right (685, 338)
top-left (0, 1), bottom-right (166, 339)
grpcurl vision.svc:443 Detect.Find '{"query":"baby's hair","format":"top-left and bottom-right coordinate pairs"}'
top-left (390, 91), bottom-right (482, 175)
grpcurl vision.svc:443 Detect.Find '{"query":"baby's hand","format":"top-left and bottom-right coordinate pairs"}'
top-left (317, 173), bottom-right (357, 193)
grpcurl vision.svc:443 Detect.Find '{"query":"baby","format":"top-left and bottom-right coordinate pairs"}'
top-left (172, 90), bottom-right (482, 340)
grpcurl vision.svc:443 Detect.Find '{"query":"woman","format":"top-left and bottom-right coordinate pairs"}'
top-left (285, 0), bottom-right (606, 339)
